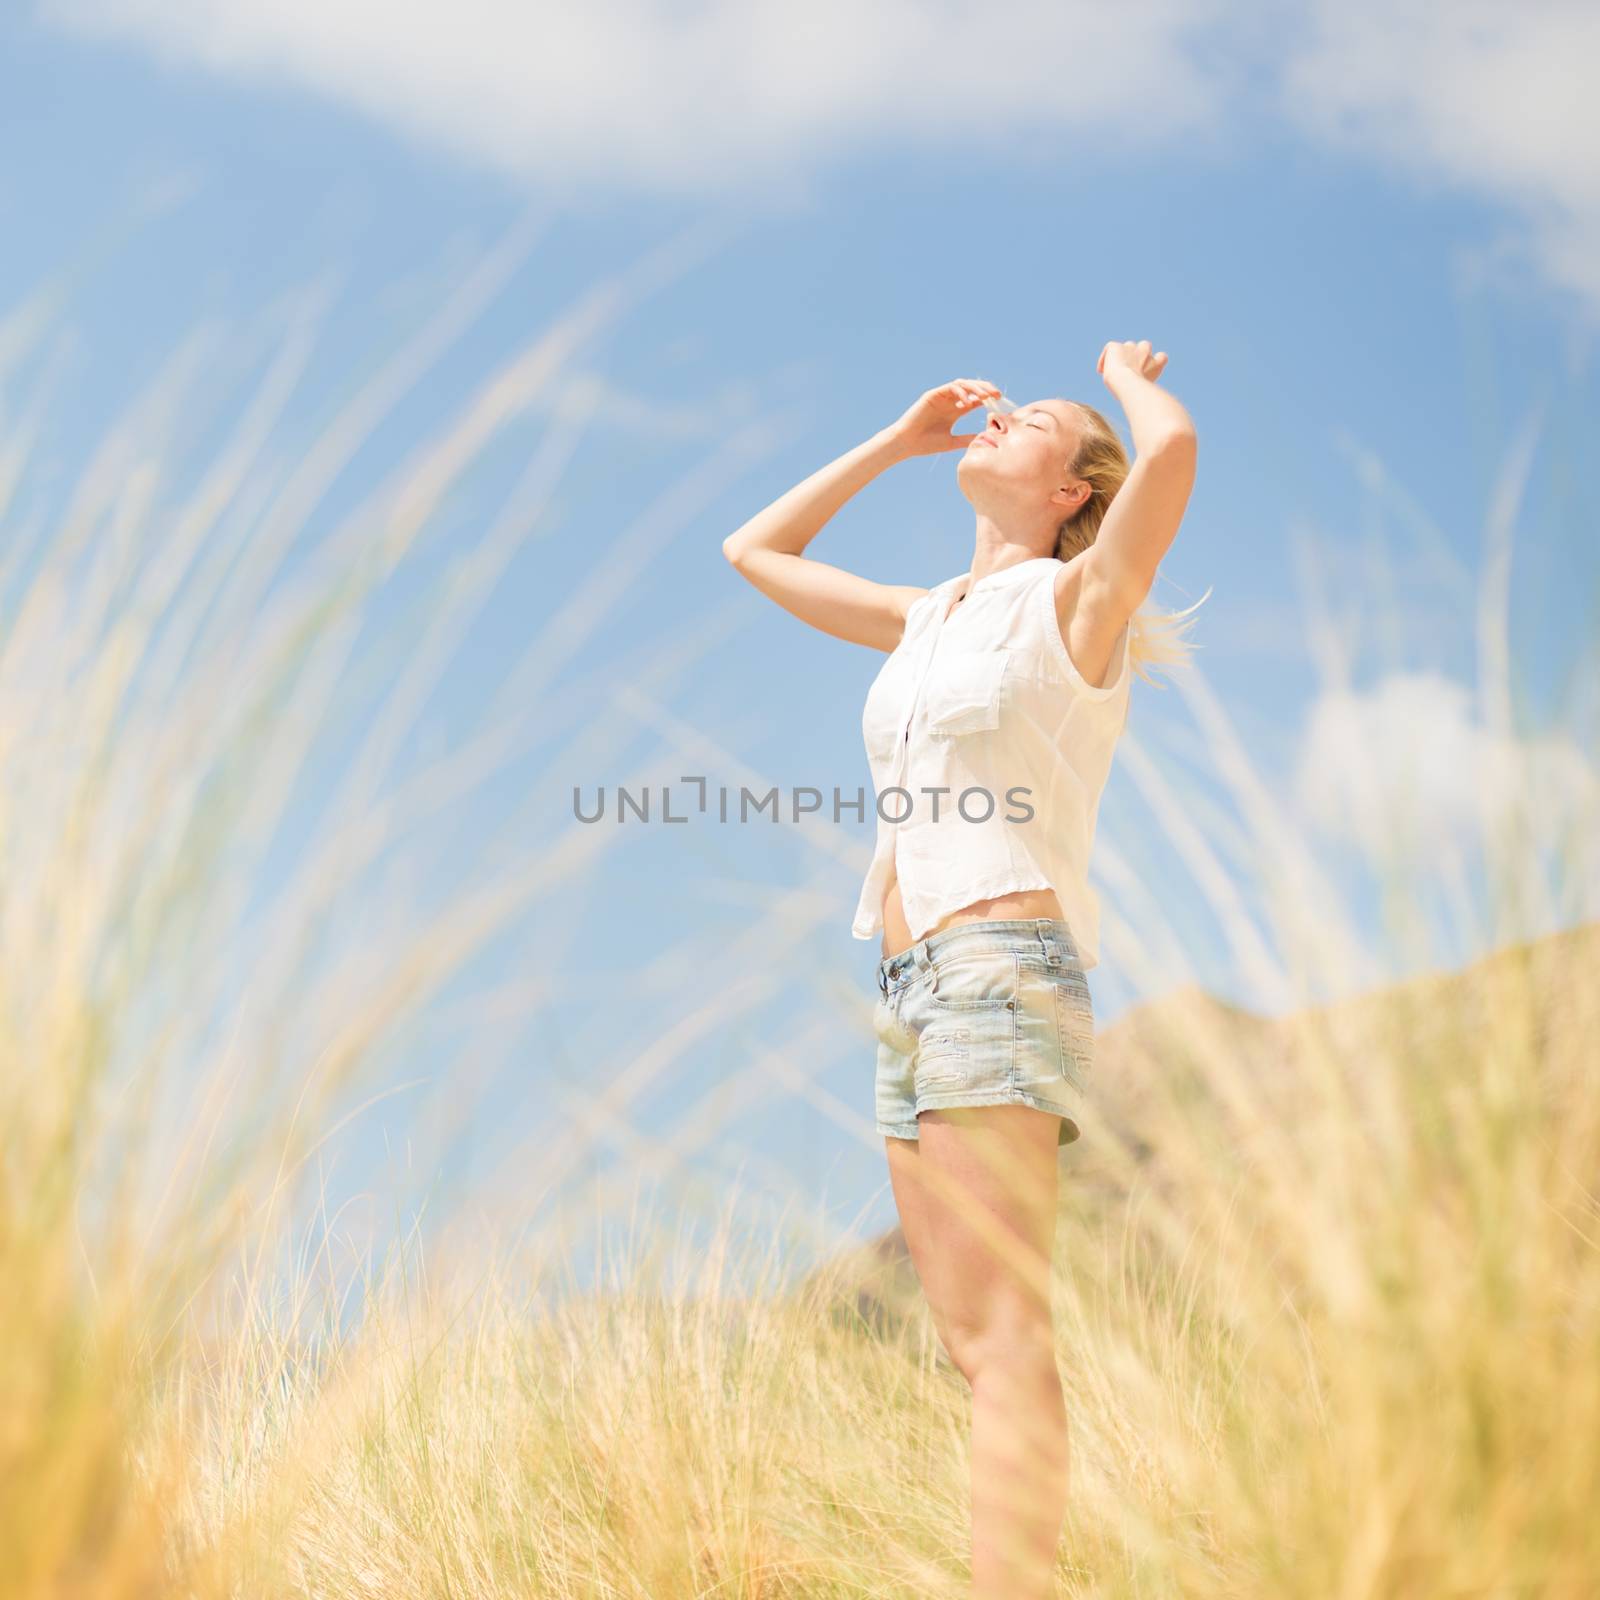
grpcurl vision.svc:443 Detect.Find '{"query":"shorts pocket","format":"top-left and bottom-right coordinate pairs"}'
top-left (923, 649), bottom-right (1008, 738)
top-left (927, 947), bottom-right (1017, 1011)
top-left (1049, 965), bottom-right (1095, 1090)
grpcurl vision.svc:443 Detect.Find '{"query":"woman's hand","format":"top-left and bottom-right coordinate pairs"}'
top-left (887, 378), bottom-right (1002, 457)
top-left (1097, 340), bottom-right (1169, 383)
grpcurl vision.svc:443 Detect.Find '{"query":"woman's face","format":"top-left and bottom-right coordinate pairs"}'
top-left (956, 397), bottom-right (1085, 517)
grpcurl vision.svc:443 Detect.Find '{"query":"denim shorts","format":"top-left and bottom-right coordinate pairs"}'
top-left (873, 918), bottom-right (1093, 1147)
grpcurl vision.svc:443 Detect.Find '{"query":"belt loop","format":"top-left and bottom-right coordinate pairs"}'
top-left (1036, 918), bottom-right (1060, 967)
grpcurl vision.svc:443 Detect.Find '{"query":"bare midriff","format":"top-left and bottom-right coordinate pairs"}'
top-left (878, 860), bottom-right (1063, 961)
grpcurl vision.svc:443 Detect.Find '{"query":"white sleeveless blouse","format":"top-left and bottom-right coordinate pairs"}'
top-left (852, 555), bottom-right (1132, 968)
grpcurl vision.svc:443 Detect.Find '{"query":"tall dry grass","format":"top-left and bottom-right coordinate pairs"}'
top-left (132, 917), bottom-right (1599, 1600)
top-left (2, 224), bottom-right (1596, 1598)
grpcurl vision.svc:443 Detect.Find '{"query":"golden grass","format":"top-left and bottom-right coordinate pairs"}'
top-left (107, 915), bottom-right (1591, 1600)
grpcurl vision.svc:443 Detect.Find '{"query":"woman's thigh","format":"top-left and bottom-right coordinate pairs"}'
top-left (886, 1103), bottom-right (1060, 1352)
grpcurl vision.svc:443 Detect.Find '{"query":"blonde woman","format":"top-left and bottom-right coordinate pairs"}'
top-left (723, 341), bottom-right (1202, 1598)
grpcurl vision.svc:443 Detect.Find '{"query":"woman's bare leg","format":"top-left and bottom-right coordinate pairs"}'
top-left (885, 1104), bottom-right (1068, 1598)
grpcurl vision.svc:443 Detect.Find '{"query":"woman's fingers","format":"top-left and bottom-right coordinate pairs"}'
top-left (946, 378), bottom-right (998, 399)
top-left (1098, 343), bottom-right (1172, 380)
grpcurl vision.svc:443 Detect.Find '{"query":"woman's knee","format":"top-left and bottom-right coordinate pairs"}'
top-left (941, 1302), bottom-right (1055, 1383)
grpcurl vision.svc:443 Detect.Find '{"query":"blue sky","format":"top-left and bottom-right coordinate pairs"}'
top-left (2, 3), bottom-right (1595, 1279)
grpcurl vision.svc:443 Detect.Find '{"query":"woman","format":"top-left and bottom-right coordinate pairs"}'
top-left (723, 341), bottom-right (1202, 1598)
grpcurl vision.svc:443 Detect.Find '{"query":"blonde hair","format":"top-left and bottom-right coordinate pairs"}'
top-left (1052, 401), bottom-right (1209, 688)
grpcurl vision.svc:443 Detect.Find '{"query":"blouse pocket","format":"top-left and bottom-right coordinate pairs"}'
top-left (923, 649), bottom-right (1009, 738)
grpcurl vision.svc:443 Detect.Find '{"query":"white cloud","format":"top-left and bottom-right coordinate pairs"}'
top-left (1293, 671), bottom-right (1598, 874)
top-left (34, 0), bottom-right (1243, 203)
top-left (1277, 0), bottom-right (1600, 319)
top-left (35, 0), bottom-right (1600, 312)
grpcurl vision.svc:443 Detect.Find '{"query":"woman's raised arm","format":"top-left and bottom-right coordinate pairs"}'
top-left (723, 379), bottom-right (999, 653)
